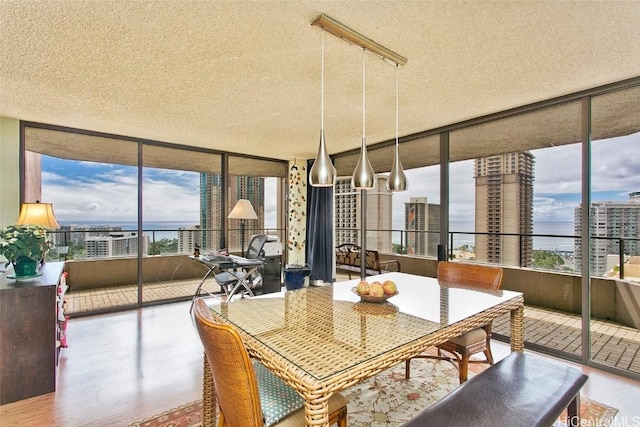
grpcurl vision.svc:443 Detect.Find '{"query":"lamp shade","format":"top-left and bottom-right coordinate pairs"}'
top-left (351, 137), bottom-right (375, 190)
top-left (227, 199), bottom-right (258, 220)
top-left (17, 201), bottom-right (60, 229)
top-left (386, 145), bottom-right (408, 192)
top-left (309, 129), bottom-right (337, 187)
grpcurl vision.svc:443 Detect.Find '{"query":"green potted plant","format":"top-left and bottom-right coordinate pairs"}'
top-left (0, 224), bottom-right (53, 278)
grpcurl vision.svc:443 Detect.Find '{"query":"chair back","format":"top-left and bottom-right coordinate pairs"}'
top-left (437, 261), bottom-right (503, 291)
top-left (246, 234), bottom-right (268, 260)
top-left (193, 299), bottom-right (264, 427)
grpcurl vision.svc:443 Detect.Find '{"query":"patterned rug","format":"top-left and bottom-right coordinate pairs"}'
top-left (130, 358), bottom-right (617, 427)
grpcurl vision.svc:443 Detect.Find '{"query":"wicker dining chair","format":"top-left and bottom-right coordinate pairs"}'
top-left (405, 261), bottom-right (504, 383)
top-left (193, 299), bottom-right (348, 427)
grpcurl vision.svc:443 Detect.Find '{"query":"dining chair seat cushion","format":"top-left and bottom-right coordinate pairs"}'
top-left (254, 360), bottom-right (303, 425)
top-left (447, 328), bottom-right (487, 347)
top-left (254, 360), bottom-right (348, 427)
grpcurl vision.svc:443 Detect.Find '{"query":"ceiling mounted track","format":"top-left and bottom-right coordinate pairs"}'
top-left (311, 14), bottom-right (408, 67)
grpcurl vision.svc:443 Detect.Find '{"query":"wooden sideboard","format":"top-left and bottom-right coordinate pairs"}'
top-left (0, 261), bottom-right (65, 405)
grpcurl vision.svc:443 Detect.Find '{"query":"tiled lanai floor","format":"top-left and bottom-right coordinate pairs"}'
top-left (65, 277), bottom-right (640, 375)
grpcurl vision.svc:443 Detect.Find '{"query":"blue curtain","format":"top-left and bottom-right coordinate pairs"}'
top-left (306, 160), bottom-right (334, 283)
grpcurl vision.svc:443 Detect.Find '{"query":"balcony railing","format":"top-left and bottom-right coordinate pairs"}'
top-left (46, 225), bottom-right (639, 281)
top-left (46, 226), bottom-right (286, 261)
top-left (337, 227), bottom-right (640, 281)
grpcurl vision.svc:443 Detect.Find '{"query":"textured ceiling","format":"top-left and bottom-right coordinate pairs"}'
top-left (2, 1), bottom-right (640, 161)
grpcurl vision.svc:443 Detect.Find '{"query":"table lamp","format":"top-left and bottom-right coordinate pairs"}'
top-left (17, 201), bottom-right (60, 229)
top-left (16, 201), bottom-right (60, 267)
top-left (227, 199), bottom-right (257, 257)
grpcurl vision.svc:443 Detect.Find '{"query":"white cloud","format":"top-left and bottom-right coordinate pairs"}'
top-left (43, 166), bottom-right (200, 222)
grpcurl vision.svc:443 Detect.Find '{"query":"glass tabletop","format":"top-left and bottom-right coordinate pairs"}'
top-left (207, 272), bottom-right (522, 381)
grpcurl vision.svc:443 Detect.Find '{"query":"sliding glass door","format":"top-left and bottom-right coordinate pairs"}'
top-left (589, 86), bottom-right (640, 375)
top-left (140, 144), bottom-right (221, 305)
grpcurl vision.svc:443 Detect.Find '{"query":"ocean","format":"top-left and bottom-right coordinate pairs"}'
top-left (449, 221), bottom-right (576, 252)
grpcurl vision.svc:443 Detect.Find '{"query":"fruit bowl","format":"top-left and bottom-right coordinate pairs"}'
top-left (351, 287), bottom-right (399, 303)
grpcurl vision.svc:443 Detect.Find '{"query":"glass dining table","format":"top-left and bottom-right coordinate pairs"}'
top-left (199, 272), bottom-right (524, 427)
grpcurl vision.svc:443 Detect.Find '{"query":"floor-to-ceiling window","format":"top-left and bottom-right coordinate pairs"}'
top-left (22, 123), bottom-right (287, 314)
top-left (140, 144), bottom-right (221, 305)
top-left (24, 126), bottom-right (141, 312)
top-left (589, 85), bottom-right (640, 375)
top-left (332, 78), bottom-right (640, 379)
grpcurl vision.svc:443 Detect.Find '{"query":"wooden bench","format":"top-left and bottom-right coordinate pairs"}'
top-left (335, 243), bottom-right (401, 279)
top-left (402, 352), bottom-right (588, 427)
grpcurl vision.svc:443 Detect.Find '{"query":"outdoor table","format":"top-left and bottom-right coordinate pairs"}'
top-left (199, 271), bottom-right (524, 427)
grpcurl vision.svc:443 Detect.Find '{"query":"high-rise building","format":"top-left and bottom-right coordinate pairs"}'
top-left (474, 152), bottom-right (534, 266)
top-left (334, 175), bottom-right (392, 252)
top-left (404, 197), bottom-right (440, 257)
top-left (200, 173), bottom-right (264, 252)
top-left (574, 191), bottom-right (640, 276)
top-left (177, 225), bottom-right (202, 254)
top-left (85, 232), bottom-right (148, 258)
top-left (200, 173), bottom-right (223, 251)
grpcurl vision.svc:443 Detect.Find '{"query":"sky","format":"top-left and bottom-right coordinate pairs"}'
top-left (42, 132), bottom-right (639, 229)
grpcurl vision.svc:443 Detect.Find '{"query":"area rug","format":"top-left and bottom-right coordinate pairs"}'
top-left (130, 359), bottom-right (617, 427)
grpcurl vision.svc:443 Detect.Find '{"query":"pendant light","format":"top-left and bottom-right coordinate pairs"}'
top-left (351, 49), bottom-right (375, 190)
top-left (386, 65), bottom-right (408, 192)
top-left (309, 30), bottom-right (337, 187)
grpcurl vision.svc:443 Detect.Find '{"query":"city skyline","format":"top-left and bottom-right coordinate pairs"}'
top-left (40, 133), bottom-right (639, 230)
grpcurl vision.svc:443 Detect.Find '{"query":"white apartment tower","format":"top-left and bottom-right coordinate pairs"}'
top-left (574, 191), bottom-right (640, 276)
top-left (474, 152), bottom-right (535, 267)
top-left (404, 197), bottom-right (440, 257)
top-left (334, 175), bottom-right (392, 252)
top-left (85, 232), bottom-right (149, 258)
top-left (177, 226), bottom-right (202, 254)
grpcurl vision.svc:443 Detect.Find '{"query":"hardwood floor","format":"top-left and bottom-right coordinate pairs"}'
top-left (1, 300), bottom-right (638, 426)
top-left (0, 301), bottom-right (203, 426)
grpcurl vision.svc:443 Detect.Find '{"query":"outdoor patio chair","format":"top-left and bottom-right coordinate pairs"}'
top-left (192, 298), bottom-right (348, 427)
top-left (405, 261), bottom-right (504, 383)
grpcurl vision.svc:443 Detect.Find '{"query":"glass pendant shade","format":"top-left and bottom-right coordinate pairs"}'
top-left (309, 129), bottom-right (336, 186)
